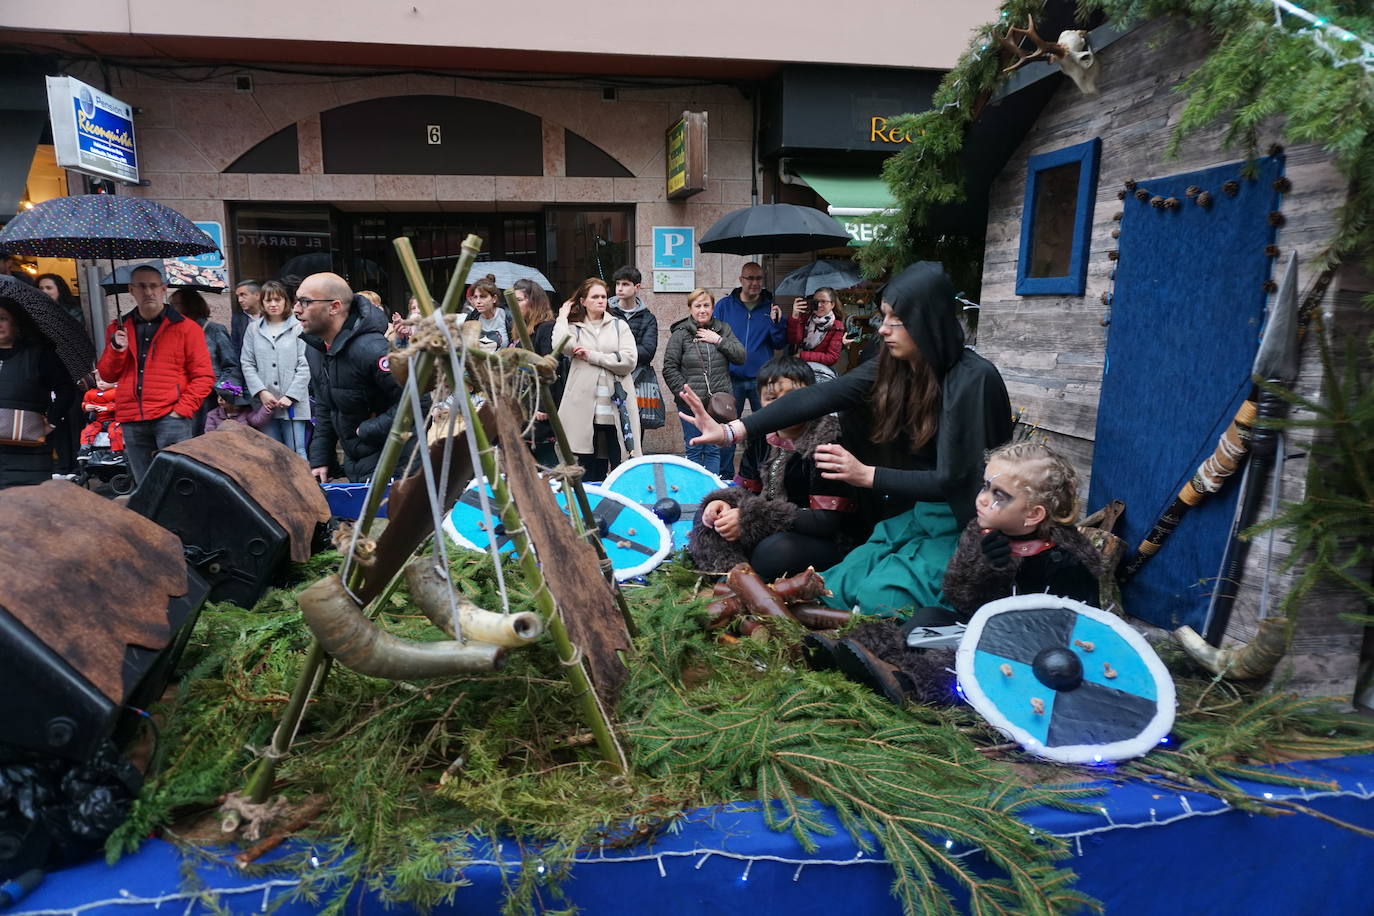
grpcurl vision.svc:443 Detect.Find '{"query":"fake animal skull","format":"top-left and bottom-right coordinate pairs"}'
top-left (1055, 30), bottom-right (1099, 95)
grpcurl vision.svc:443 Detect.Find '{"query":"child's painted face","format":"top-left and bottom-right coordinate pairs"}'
top-left (976, 458), bottom-right (1045, 536)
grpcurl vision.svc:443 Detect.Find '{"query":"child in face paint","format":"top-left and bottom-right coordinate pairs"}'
top-left (819, 442), bottom-right (1111, 706)
top-left (943, 441), bottom-right (1106, 621)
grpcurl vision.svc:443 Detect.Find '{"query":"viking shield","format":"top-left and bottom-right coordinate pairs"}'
top-left (955, 594), bottom-right (1176, 764)
top-left (602, 454), bottom-right (726, 549)
top-left (445, 480), bottom-right (670, 581)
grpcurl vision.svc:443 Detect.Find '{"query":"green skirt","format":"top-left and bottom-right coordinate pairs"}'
top-left (820, 502), bottom-right (960, 616)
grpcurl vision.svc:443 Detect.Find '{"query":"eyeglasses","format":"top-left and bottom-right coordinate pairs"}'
top-left (293, 297), bottom-right (335, 307)
top-left (879, 318), bottom-right (904, 329)
top-left (740, 275), bottom-right (764, 283)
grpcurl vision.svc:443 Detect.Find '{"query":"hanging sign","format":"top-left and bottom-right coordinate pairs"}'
top-left (665, 112), bottom-right (707, 200)
top-left (46, 76), bottom-right (140, 185)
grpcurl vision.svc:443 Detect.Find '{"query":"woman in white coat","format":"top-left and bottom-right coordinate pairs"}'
top-left (552, 276), bottom-right (640, 480)
top-left (240, 279), bottom-right (312, 458)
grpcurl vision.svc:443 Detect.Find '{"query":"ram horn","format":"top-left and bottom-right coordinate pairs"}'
top-left (404, 558), bottom-right (544, 648)
top-left (1172, 616), bottom-right (1289, 680)
top-left (298, 574), bottom-right (504, 679)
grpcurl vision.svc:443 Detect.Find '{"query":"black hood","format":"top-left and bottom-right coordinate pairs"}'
top-left (881, 262), bottom-right (964, 377)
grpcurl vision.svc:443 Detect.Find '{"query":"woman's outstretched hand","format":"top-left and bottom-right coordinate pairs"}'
top-left (814, 443), bottom-right (876, 488)
top-left (678, 386), bottom-right (727, 446)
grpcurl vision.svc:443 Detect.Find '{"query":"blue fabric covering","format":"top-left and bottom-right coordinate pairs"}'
top-left (1088, 157), bottom-right (1283, 631)
top-left (14, 755), bottom-right (1373, 914)
top-left (321, 482), bottom-right (388, 519)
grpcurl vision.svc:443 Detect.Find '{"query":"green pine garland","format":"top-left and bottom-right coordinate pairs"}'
top-left (105, 550), bottom-right (1374, 915)
top-left (858, 0), bottom-right (1374, 281)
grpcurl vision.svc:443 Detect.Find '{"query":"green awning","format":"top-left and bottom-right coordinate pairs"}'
top-left (794, 166), bottom-right (896, 247)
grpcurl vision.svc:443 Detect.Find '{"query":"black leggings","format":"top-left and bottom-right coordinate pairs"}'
top-left (750, 531), bottom-right (846, 582)
top-left (575, 425), bottom-right (622, 483)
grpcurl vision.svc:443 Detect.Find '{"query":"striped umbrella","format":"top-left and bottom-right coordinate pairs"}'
top-left (0, 195), bottom-right (218, 260)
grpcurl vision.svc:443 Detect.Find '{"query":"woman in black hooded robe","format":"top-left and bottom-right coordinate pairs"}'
top-left (679, 261), bottom-right (1012, 616)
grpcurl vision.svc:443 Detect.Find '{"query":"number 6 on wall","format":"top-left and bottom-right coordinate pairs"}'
top-left (426, 124), bottom-right (442, 145)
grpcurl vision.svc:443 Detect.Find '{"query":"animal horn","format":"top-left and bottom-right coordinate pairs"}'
top-left (1172, 616), bottom-right (1289, 680)
top-left (403, 558), bottom-right (544, 648)
top-left (298, 574), bottom-right (504, 679)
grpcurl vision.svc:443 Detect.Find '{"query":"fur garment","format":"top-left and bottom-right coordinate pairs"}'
top-left (688, 415), bottom-right (840, 573)
top-left (845, 621), bottom-right (961, 706)
top-left (940, 519), bottom-right (1109, 619)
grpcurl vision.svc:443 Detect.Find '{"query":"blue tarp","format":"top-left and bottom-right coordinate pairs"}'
top-left (11, 755), bottom-right (1374, 915)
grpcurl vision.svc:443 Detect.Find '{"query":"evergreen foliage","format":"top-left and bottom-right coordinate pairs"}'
top-left (107, 550), bottom-right (1374, 914)
top-left (859, 0), bottom-right (1374, 282)
top-left (1244, 309), bottom-right (1374, 620)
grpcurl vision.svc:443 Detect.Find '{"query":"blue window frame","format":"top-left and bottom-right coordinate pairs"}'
top-left (1015, 138), bottom-right (1100, 296)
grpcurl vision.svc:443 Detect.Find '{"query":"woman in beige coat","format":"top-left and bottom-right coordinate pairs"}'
top-left (553, 277), bottom-right (641, 480)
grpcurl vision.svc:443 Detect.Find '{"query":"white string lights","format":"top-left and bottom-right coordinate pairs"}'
top-left (1269, 0), bottom-right (1374, 74)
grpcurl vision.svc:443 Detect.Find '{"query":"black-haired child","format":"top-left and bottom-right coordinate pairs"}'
top-left (821, 441), bottom-right (1108, 703)
top-left (689, 356), bottom-right (861, 580)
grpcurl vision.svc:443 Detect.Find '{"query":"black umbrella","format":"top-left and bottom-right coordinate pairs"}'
top-left (774, 259), bottom-right (864, 297)
top-left (698, 204), bottom-right (852, 255)
top-left (100, 259), bottom-right (226, 294)
top-left (0, 275), bottom-right (97, 383)
top-left (0, 195), bottom-right (218, 260)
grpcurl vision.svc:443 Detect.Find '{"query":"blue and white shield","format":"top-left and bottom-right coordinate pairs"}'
top-left (955, 594), bottom-right (1176, 764)
top-left (444, 478), bottom-right (671, 582)
top-left (602, 454), bottom-right (726, 550)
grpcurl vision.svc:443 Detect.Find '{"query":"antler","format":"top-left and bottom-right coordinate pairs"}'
top-left (999, 15), bottom-right (1067, 72)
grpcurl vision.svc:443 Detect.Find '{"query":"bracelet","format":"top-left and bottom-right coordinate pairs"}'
top-left (722, 422), bottom-right (736, 446)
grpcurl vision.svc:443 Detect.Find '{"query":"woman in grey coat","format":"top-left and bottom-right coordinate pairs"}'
top-left (240, 279), bottom-right (312, 458)
top-left (662, 288), bottom-right (745, 475)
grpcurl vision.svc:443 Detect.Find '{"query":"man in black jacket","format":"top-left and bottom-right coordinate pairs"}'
top-left (297, 272), bottom-right (406, 483)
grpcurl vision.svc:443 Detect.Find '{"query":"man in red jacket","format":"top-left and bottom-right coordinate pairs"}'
top-left (97, 264), bottom-right (214, 483)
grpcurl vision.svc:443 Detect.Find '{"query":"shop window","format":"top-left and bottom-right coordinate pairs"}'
top-left (1015, 138), bottom-right (1099, 296)
top-left (232, 206), bottom-right (335, 286)
top-left (225, 125), bottom-right (299, 174)
top-left (543, 208), bottom-right (631, 299)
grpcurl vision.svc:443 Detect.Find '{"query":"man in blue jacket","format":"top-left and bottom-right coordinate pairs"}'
top-left (713, 262), bottom-right (784, 474)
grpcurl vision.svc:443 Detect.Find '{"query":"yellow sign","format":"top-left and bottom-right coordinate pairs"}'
top-left (665, 112), bottom-right (707, 200)
top-left (869, 116), bottom-right (913, 144)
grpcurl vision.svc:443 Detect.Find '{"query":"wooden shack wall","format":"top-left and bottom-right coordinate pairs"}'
top-left (976, 15), bottom-right (1370, 699)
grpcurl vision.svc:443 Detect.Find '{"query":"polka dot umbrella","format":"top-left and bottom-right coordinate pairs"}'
top-left (0, 194), bottom-right (218, 260)
top-left (955, 594), bottom-right (1176, 764)
top-left (0, 275), bottom-right (97, 383)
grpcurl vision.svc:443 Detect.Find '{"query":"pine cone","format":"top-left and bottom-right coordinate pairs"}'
top-left (1135, 188), bottom-right (1151, 202)
top-left (1124, 179), bottom-right (1137, 190)
top-left (1223, 180), bottom-right (1240, 197)
top-left (1273, 177), bottom-right (1292, 193)
top-left (1196, 191), bottom-right (1213, 208)
top-left (1267, 211), bottom-right (1286, 227)
top-left (1150, 195), bottom-right (1166, 209)
top-left (1185, 185), bottom-right (1202, 198)
top-left (1264, 243), bottom-right (1280, 258)
top-left (1163, 197), bottom-right (1180, 210)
